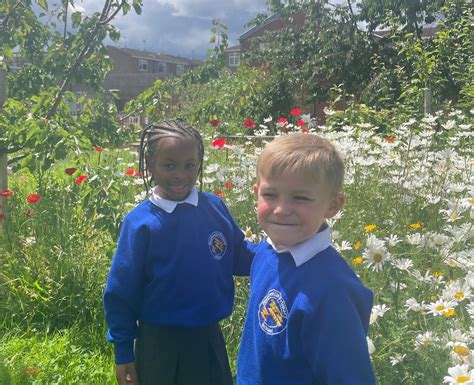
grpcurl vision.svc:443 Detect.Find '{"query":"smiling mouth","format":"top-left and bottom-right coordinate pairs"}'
top-left (169, 185), bottom-right (188, 193)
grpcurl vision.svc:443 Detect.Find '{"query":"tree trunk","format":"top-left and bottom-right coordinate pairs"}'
top-left (0, 68), bottom-right (8, 229)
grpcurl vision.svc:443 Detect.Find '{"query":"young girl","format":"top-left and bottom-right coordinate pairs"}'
top-left (104, 119), bottom-right (254, 385)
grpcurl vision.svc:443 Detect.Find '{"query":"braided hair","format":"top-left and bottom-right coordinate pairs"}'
top-left (138, 119), bottom-right (205, 192)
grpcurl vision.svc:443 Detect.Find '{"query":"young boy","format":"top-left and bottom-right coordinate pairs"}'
top-left (237, 133), bottom-right (375, 385)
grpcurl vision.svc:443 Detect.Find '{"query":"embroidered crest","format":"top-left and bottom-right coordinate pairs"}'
top-left (258, 289), bottom-right (288, 335)
top-left (208, 231), bottom-right (227, 260)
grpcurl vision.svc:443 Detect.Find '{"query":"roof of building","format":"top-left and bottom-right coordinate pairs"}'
top-left (107, 46), bottom-right (203, 66)
top-left (239, 15), bottom-right (280, 41)
top-left (224, 44), bottom-right (242, 52)
top-left (373, 24), bottom-right (440, 39)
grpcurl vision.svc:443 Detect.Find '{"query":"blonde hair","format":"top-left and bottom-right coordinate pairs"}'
top-left (256, 133), bottom-right (344, 195)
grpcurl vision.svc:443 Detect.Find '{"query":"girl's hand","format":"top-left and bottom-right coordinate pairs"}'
top-left (116, 362), bottom-right (139, 385)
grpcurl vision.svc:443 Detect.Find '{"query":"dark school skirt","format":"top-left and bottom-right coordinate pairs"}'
top-left (135, 322), bottom-right (233, 385)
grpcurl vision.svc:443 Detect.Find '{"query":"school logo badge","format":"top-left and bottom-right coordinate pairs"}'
top-left (208, 231), bottom-right (227, 260)
top-left (258, 289), bottom-right (288, 335)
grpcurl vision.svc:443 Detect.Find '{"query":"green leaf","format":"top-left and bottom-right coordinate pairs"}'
top-left (36, 0), bottom-right (48, 11)
top-left (71, 11), bottom-right (82, 28)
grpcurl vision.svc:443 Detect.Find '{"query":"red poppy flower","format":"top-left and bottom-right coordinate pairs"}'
top-left (125, 168), bottom-right (136, 176)
top-left (210, 119), bottom-right (220, 127)
top-left (65, 167), bottom-right (77, 176)
top-left (214, 190), bottom-right (223, 197)
top-left (385, 136), bottom-right (396, 142)
top-left (27, 193), bottom-right (41, 204)
top-left (75, 175), bottom-right (88, 185)
top-left (134, 170), bottom-right (141, 177)
top-left (0, 189), bottom-right (13, 197)
top-left (243, 119), bottom-right (256, 129)
top-left (224, 181), bottom-right (233, 189)
top-left (93, 146), bottom-right (104, 152)
top-left (277, 117), bottom-right (288, 124)
top-left (297, 119), bottom-right (305, 127)
top-left (211, 138), bottom-right (226, 148)
top-left (301, 127), bottom-right (310, 134)
top-left (290, 108), bottom-right (302, 116)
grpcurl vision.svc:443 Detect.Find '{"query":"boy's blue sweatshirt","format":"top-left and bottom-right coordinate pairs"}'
top-left (237, 242), bottom-right (375, 385)
top-left (104, 192), bottom-right (253, 364)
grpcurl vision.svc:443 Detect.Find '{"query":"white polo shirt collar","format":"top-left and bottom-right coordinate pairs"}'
top-left (267, 223), bottom-right (331, 267)
top-left (149, 186), bottom-right (199, 213)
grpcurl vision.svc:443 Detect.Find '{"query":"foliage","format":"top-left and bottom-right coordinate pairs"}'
top-left (360, 0), bottom-right (473, 113)
top-left (171, 65), bottom-right (287, 134)
top-left (357, 0), bottom-right (446, 36)
top-left (0, 0), bottom-right (143, 174)
top-left (245, 1), bottom-right (379, 104)
top-left (1, 107), bottom-right (473, 383)
top-left (0, 328), bottom-right (115, 384)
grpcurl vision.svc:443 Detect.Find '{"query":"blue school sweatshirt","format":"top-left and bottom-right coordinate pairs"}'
top-left (104, 191), bottom-right (254, 364)
top-left (237, 238), bottom-right (375, 385)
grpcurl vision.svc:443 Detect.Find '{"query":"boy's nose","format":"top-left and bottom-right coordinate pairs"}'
top-left (273, 201), bottom-right (292, 215)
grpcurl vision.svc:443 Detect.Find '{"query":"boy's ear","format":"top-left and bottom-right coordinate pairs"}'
top-left (326, 193), bottom-right (345, 218)
top-left (253, 184), bottom-right (259, 196)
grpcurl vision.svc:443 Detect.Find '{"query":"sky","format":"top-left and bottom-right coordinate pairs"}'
top-left (69, 0), bottom-right (271, 60)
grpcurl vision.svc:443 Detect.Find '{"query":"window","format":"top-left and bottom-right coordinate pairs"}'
top-left (157, 62), bottom-right (168, 73)
top-left (176, 64), bottom-right (186, 75)
top-left (228, 52), bottom-right (240, 67)
top-left (138, 59), bottom-right (148, 71)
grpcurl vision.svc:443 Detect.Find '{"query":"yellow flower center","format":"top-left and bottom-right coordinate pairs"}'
top-left (244, 229), bottom-right (253, 238)
top-left (450, 213), bottom-right (459, 221)
top-left (469, 197), bottom-right (474, 205)
top-left (354, 240), bottom-right (361, 250)
top-left (352, 257), bottom-right (363, 264)
top-left (373, 254), bottom-right (383, 263)
top-left (435, 305), bottom-right (446, 311)
top-left (453, 346), bottom-right (470, 357)
top-left (455, 292), bottom-right (465, 300)
top-left (410, 223), bottom-right (422, 229)
top-left (456, 376), bottom-right (470, 383)
top-left (433, 271), bottom-right (443, 277)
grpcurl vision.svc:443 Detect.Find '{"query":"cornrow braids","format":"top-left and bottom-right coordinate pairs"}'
top-left (138, 118), bottom-right (205, 192)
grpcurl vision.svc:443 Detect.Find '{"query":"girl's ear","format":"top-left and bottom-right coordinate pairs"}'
top-left (326, 193), bottom-right (345, 218)
top-left (253, 184), bottom-right (259, 196)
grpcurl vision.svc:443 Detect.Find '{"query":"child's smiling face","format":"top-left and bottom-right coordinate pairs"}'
top-left (148, 137), bottom-right (200, 201)
top-left (255, 174), bottom-right (344, 249)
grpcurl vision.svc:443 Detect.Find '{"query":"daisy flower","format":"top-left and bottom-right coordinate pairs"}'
top-left (425, 299), bottom-right (457, 316)
top-left (443, 364), bottom-right (474, 384)
top-left (363, 234), bottom-right (389, 272)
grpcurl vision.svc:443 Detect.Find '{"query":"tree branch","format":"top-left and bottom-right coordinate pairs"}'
top-left (0, 0), bottom-right (24, 29)
top-left (45, 0), bottom-right (125, 120)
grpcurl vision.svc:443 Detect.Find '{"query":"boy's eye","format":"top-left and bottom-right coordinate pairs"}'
top-left (186, 163), bottom-right (197, 169)
top-left (294, 196), bottom-right (311, 201)
top-left (162, 163), bottom-right (175, 169)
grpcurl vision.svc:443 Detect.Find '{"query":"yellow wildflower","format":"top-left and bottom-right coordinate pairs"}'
top-left (364, 224), bottom-right (377, 233)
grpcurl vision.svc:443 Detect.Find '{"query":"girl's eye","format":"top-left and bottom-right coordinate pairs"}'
top-left (186, 163), bottom-right (197, 169)
top-left (262, 192), bottom-right (276, 198)
top-left (162, 164), bottom-right (175, 169)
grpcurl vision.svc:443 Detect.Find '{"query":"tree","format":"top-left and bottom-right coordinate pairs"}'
top-left (357, 0), bottom-right (446, 38)
top-left (0, 0), bottom-right (143, 175)
top-left (245, 0), bottom-right (379, 105)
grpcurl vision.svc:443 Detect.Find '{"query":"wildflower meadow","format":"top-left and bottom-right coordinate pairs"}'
top-left (1, 107), bottom-right (473, 384)
top-left (1, 0), bottom-right (473, 383)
